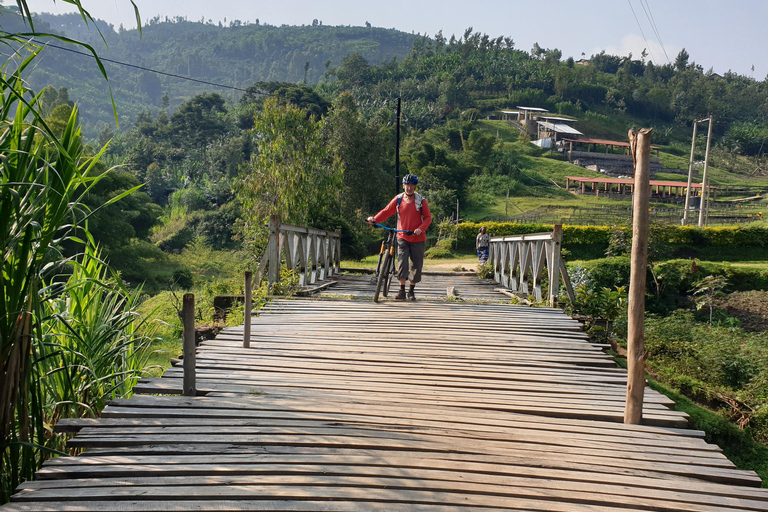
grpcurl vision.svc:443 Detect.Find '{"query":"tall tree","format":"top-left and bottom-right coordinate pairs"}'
top-left (237, 97), bottom-right (343, 233)
top-left (323, 92), bottom-right (389, 214)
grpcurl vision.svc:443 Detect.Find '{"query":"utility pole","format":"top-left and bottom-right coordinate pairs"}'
top-left (395, 98), bottom-right (401, 196)
top-left (682, 120), bottom-right (698, 225)
top-left (506, 165), bottom-right (511, 217)
top-left (456, 199), bottom-right (460, 226)
top-left (697, 116), bottom-right (713, 228)
top-left (625, 127), bottom-right (652, 425)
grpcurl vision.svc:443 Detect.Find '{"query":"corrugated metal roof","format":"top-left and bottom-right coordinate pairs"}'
top-left (537, 121), bottom-right (584, 136)
top-left (516, 106), bottom-right (549, 112)
top-left (539, 115), bottom-right (578, 123)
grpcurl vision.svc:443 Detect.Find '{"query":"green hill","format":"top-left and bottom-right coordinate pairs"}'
top-left (20, 12), bottom-right (418, 137)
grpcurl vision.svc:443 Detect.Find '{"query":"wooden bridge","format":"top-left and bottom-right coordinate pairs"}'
top-left (4, 271), bottom-right (768, 511)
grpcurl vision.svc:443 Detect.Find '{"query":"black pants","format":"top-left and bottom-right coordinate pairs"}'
top-left (397, 239), bottom-right (425, 284)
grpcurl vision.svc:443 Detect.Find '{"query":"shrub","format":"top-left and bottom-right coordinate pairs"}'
top-left (579, 257), bottom-right (632, 290)
top-left (476, 262), bottom-right (494, 279)
top-left (425, 246), bottom-right (455, 259)
top-left (171, 268), bottom-right (194, 290)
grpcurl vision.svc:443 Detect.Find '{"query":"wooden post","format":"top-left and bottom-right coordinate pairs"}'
top-left (267, 215), bottom-right (280, 290)
top-left (243, 271), bottom-right (252, 348)
top-left (698, 116), bottom-right (713, 228)
top-left (683, 120), bottom-right (698, 225)
top-left (625, 128), bottom-right (652, 424)
top-left (549, 225), bottom-right (562, 307)
top-left (182, 293), bottom-right (196, 397)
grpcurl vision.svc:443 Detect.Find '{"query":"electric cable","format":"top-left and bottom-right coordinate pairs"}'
top-left (638, 0), bottom-right (671, 64)
top-left (3, 32), bottom-right (248, 92)
top-left (626, 0), bottom-right (657, 63)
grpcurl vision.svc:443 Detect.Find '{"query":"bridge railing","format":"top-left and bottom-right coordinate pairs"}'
top-left (488, 224), bottom-right (574, 307)
top-left (257, 214), bottom-right (342, 289)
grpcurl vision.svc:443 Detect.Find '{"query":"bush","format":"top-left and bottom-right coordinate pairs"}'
top-left (579, 257), bottom-right (632, 290)
top-left (425, 246), bottom-right (455, 259)
top-left (171, 268), bottom-right (194, 289)
top-left (456, 222), bottom-right (768, 253)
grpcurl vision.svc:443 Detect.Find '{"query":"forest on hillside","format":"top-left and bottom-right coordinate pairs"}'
top-left (10, 10), bottom-right (768, 150)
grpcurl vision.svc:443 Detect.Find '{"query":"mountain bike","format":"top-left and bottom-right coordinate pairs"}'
top-left (372, 223), bottom-right (413, 303)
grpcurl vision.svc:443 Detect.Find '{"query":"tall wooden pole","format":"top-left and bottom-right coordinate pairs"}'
top-left (395, 98), bottom-right (401, 196)
top-left (698, 116), bottom-right (713, 228)
top-left (682, 120), bottom-right (697, 225)
top-left (243, 271), bottom-right (252, 348)
top-left (182, 293), bottom-right (196, 397)
top-left (625, 128), bottom-right (652, 424)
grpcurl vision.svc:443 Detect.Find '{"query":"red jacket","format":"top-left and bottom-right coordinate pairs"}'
top-left (373, 193), bottom-right (432, 243)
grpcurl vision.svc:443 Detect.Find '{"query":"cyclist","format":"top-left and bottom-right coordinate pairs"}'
top-left (367, 174), bottom-right (432, 301)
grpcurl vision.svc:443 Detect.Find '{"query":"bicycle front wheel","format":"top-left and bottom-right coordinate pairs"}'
top-left (373, 250), bottom-right (392, 303)
top-left (382, 249), bottom-right (394, 297)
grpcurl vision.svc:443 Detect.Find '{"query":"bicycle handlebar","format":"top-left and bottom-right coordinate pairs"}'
top-left (372, 222), bottom-right (414, 236)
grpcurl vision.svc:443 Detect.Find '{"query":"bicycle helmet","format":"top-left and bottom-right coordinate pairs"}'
top-left (402, 174), bottom-right (418, 185)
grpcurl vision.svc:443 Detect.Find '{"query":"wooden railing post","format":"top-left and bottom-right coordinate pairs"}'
top-left (243, 271), bottom-right (252, 349)
top-left (625, 127), bottom-right (652, 424)
top-left (549, 224), bottom-right (562, 307)
top-left (182, 293), bottom-right (196, 396)
top-left (334, 229), bottom-right (342, 273)
top-left (267, 215), bottom-right (280, 290)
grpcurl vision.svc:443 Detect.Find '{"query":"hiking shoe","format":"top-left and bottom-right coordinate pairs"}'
top-left (407, 291), bottom-right (416, 301)
top-left (395, 290), bottom-right (407, 300)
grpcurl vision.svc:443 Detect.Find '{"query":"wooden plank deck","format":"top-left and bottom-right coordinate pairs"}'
top-left (316, 271), bottom-right (506, 301)
top-left (4, 273), bottom-right (768, 511)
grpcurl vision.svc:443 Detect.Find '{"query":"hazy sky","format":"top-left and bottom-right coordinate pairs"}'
top-left (23, 0), bottom-right (768, 79)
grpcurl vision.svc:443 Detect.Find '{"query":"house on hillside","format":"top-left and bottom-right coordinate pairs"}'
top-left (535, 115), bottom-right (584, 146)
top-left (499, 107), bottom-right (584, 147)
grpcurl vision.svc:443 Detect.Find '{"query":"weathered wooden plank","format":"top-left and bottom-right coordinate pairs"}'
top-left (36, 454), bottom-right (768, 500)
top-left (16, 473), bottom-right (768, 512)
top-left (102, 394), bottom-right (702, 437)
top-left (7, 295), bottom-right (767, 511)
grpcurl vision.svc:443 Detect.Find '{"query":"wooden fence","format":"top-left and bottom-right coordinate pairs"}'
top-left (257, 215), bottom-right (341, 289)
top-left (488, 225), bottom-right (574, 307)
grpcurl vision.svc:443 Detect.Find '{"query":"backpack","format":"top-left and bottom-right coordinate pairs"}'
top-left (396, 192), bottom-right (424, 218)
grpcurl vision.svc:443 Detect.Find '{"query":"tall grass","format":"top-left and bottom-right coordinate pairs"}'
top-left (39, 239), bottom-right (157, 425)
top-left (0, 39), bottom-right (145, 501)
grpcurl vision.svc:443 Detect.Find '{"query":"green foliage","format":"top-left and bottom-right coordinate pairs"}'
top-left (692, 275), bottom-right (728, 326)
top-left (237, 97), bottom-right (343, 231)
top-left (40, 241), bottom-right (158, 420)
top-left (425, 244), bottom-right (456, 259)
top-left (722, 121), bottom-right (768, 157)
top-left (476, 262), bottom-right (494, 279)
top-left (643, 311), bottom-right (768, 442)
top-left (646, 378), bottom-right (768, 483)
top-left (324, 91), bottom-right (390, 215)
top-left (0, 25), bottom-right (142, 499)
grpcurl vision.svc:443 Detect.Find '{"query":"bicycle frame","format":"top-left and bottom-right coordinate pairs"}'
top-left (372, 223), bottom-right (413, 302)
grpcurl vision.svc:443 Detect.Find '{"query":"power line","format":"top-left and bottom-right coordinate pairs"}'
top-left (6, 33), bottom-right (248, 92)
top-left (626, 0), bottom-right (657, 63)
top-left (638, 0), bottom-right (671, 64)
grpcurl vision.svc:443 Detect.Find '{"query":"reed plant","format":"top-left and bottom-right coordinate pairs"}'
top-left (39, 238), bottom-right (158, 427)
top-left (0, 40), bottom-right (144, 501)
